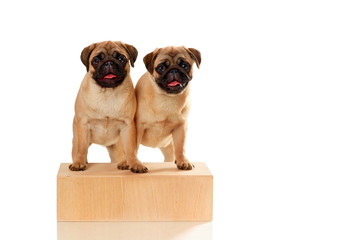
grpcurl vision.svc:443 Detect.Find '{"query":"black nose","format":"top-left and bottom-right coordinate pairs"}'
top-left (104, 61), bottom-right (114, 67)
top-left (170, 69), bottom-right (178, 74)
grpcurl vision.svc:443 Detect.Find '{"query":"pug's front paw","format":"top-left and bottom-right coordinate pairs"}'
top-left (175, 158), bottom-right (194, 170)
top-left (69, 163), bottom-right (87, 171)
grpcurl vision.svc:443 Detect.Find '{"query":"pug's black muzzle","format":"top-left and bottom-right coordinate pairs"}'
top-left (155, 68), bottom-right (191, 94)
top-left (93, 61), bottom-right (126, 88)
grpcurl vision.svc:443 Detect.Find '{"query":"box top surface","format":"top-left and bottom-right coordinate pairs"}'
top-left (58, 162), bottom-right (212, 178)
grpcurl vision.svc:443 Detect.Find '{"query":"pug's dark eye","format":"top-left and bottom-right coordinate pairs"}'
top-left (92, 57), bottom-right (100, 65)
top-left (180, 61), bottom-right (190, 71)
top-left (156, 64), bottom-right (165, 72)
top-left (118, 55), bottom-right (126, 63)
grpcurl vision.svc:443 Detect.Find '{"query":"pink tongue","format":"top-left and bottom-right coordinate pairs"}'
top-left (104, 74), bottom-right (117, 79)
top-left (168, 81), bottom-right (180, 87)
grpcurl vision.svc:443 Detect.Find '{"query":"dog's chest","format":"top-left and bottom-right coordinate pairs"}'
top-left (82, 89), bottom-right (132, 145)
top-left (88, 117), bottom-right (124, 146)
top-left (140, 107), bottom-right (188, 148)
top-left (86, 91), bottom-right (128, 119)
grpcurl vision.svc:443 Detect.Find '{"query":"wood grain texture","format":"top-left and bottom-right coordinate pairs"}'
top-left (57, 162), bottom-right (213, 221)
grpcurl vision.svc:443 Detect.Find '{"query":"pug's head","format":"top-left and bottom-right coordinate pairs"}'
top-left (143, 46), bottom-right (201, 94)
top-left (81, 41), bottom-right (138, 88)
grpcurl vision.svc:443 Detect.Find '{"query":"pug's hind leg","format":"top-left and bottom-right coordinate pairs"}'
top-left (108, 139), bottom-right (129, 170)
top-left (107, 140), bottom-right (125, 164)
top-left (160, 141), bottom-right (175, 163)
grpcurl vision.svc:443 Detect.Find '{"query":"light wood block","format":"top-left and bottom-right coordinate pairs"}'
top-left (57, 162), bottom-right (213, 221)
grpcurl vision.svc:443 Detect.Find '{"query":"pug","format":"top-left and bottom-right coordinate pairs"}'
top-left (70, 41), bottom-right (148, 173)
top-left (135, 46), bottom-right (201, 170)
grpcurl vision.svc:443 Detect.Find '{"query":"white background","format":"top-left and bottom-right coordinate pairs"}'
top-left (0, 0), bottom-right (359, 239)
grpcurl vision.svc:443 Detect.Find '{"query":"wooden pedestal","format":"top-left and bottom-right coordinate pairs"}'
top-left (57, 162), bottom-right (213, 221)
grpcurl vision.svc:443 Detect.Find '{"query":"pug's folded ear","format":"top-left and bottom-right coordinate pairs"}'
top-left (124, 43), bottom-right (138, 68)
top-left (81, 43), bottom-right (97, 71)
top-left (114, 42), bottom-right (138, 68)
top-left (185, 48), bottom-right (201, 68)
top-left (143, 48), bottom-right (161, 74)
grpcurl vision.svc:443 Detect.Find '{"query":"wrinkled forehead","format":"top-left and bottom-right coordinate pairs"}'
top-left (91, 42), bottom-right (127, 58)
top-left (155, 47), bottom-right (191, 65)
